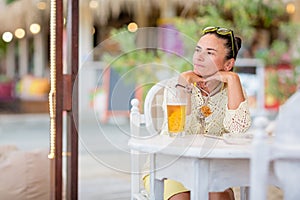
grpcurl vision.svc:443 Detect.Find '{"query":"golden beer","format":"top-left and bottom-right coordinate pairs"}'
top-left (167, 104), bottom-right (186, 134)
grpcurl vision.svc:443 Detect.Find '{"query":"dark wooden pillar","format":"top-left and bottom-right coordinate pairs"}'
top-left (66, 0), bottom-right (79, 199)
top-left (49, 0), bottom-right (79, 199)
top-left (52, 0), bottom-right (63, 199)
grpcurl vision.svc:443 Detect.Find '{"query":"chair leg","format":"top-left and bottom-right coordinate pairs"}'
top-left (240, 186), bottom-right (250, 200)
top-left (154, 179), bottom-right (164, 200)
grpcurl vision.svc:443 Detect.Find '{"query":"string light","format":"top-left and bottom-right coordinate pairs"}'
top-left (48, 0), bottom-right (56, 160)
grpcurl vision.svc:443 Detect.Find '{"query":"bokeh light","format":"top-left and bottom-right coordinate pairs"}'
top-left (15, 28), bottom-right (26, 39)
top-left (89, 0), bottom-right (98, 9)
top-left (30, 23), bottom-right (41, 34)
top-left (2, 32), bottom-right (13, 42)
top-left (36, 1), bottom-right (47, 10)
top-left (286, 3), bottom-right (295, 15)
top-left (127, 22), bottom-right (138, 32)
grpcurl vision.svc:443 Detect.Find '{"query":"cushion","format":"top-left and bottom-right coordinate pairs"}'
top-left (0, 146), bottom-right (50, 200)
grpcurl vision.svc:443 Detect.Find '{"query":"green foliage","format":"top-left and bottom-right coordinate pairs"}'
top-left (172, 18), bottom-right (200, 41)
top-left (6, 0), bottom-right (18, 4)
top-left (101, 1), bottom-right (300, 105)
top-left (102, 27), bottom-right (192, 85)
top-left (173, 0), bottom-right (300, 65)
top-left (173, 0), bottom-right (299, 105)
top-left (279, 22), bottom-right (300, 66)
top-left (0, 74), bottom-right (11, 82)
top-left (265, 66), bottom-right (299, 105)
top-left (255, 40), bottom-right (289, 66)
top-left (103, 0), bottom-right (298, 80)
top-left (0, 39), bottom-right (7, 60)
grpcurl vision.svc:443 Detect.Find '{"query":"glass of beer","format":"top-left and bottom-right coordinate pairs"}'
top-left (166, 88), bottom-right (187, 137)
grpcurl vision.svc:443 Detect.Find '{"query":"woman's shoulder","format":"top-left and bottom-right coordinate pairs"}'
top-left (160, 76), bottom-right (179, 87)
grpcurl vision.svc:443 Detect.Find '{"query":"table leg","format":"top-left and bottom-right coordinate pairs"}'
top-left (250, 136), bottom-right (270, 200)
top-left (192, 159), bottom-right (209, 200)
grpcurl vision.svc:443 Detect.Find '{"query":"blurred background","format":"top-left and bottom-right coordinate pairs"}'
top-left (0, 0), bottom-right (299, 116)
top-left (0, 0), bottom-right (299, 199)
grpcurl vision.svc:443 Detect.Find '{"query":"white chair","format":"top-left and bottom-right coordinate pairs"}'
top-left (130, 78), bottom-right (171, 200)
top-left (250, 91), bottom-right (300, 200)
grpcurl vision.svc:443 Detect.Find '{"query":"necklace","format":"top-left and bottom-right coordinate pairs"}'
top-left (195, 82), bottom-right (224, 118)
top-left (194, 82), bottom-right (224, 134)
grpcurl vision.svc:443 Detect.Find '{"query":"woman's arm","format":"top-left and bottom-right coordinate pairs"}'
top-left (204, 71), bottom-right (245, 110)
top-left (221, 72), bottom-right (245, 109)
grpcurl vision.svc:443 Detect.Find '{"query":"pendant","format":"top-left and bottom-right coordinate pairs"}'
top-left (200, 105), bottom-right (212, 117)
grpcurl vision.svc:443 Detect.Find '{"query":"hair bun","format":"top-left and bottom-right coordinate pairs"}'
top-left (235, 37), bottom-right (242, 51)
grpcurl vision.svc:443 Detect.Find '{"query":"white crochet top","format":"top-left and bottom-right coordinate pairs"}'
top-left (161, 77), bottom-right (252, 136)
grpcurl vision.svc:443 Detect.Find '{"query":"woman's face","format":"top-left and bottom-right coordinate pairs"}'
top-left (192, 34), bottom-right (230, 77)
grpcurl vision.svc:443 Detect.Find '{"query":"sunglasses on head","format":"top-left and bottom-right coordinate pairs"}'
top-left (202, 26), bottom-right (235, 58)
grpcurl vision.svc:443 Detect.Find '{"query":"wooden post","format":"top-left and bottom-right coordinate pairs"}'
top-left (65, 0), bottom-right (79, 199)
top-left (49, 0), bottom-right (79, 199)
top-left (50, 0), bottom-right (63, 199)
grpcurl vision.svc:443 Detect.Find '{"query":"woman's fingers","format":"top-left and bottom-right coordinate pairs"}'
top-left (204, 71), bottom-right (225, 82)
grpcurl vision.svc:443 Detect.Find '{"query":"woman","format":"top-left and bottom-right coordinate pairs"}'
top-left (144, 26), bottom-right (252, 200)
top-left (178, 26), bottom-right (251, 136)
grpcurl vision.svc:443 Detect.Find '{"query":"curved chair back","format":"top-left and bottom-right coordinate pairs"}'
top-left (143, 79), bottom-right (170, 135)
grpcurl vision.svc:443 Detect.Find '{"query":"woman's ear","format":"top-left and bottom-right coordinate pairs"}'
top-left (224, 58), bottom-right (235, 71)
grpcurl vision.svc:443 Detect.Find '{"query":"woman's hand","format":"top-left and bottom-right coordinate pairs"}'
top-left (179, 70), bottom-right (203, 85)
top-left (180, 70), bottom-right (246, 110)
top-left (180, 70), bottom-right (238, 85)
top-left (201, 71), bottom-right (238, 84)
top-left (204, 71), bottom-right (245, 109)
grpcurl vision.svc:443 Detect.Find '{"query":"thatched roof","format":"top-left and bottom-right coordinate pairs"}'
top-left (0, 0), bottom-right (205, 34)
top-left (0, 0), bottom-right (50, 34)
top-left (89, 0), bottom-right (203, 25)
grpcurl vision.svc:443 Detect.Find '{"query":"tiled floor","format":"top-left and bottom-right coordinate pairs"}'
top-left (0, 114), bottom-right (132, 200)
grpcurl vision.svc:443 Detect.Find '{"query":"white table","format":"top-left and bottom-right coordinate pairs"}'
top-left (128, 134), bottom-right (278, 200)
